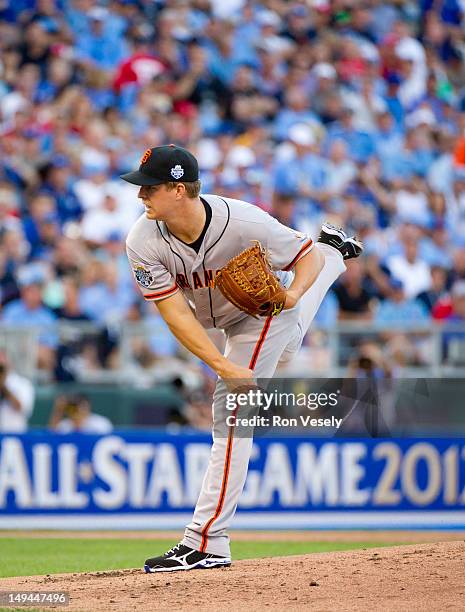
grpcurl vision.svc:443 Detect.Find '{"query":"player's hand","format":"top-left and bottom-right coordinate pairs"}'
top-left (217, 360), bottom-right (255, 391)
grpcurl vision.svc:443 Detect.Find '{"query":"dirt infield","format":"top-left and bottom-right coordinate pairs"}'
top-left (1, 540), bottom-right (463, 611)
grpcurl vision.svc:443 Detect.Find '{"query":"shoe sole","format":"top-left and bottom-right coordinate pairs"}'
top-left (320, 224), bottom-right (346, 241)
top-left (144, 559), bottom-right (231, 573)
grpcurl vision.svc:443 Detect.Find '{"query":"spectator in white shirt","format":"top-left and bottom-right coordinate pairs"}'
top-left (386, 237), bottom-right (432, 299)
top-left (81, 189), bottom-right (131, 245)
top-left (0, 351), bottom-right (35, 433)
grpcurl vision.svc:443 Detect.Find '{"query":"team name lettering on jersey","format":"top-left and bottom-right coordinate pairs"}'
top-left (176, 270), bottom-right (220, 290)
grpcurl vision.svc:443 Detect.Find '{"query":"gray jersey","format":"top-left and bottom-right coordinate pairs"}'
top-left (126, 194), bottom-right (314, 329)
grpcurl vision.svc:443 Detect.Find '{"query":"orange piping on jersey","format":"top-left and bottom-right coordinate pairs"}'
top-left (283, 239), bottom-right (314, 271)
top-left (199, 314), bottom-right (273, 553)
top-left (144, 284), bottom-right (178, 300)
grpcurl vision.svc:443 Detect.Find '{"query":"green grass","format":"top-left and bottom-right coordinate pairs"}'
top-left (0, 538), bottom-right (397, 578)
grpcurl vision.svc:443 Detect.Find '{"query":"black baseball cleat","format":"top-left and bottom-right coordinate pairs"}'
top-left (144, 543), bottom-right (231, 573)
top-left (317, 222), bottom-right (347, 250)
top-left (341, 236), bottom-right (364, 260)
top-left (317, 222), bottom-right (363, 260)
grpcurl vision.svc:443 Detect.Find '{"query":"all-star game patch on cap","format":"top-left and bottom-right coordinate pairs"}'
top-left (120, 144), bottom-right (199, 186)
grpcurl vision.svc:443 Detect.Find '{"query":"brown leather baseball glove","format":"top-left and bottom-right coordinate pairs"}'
top-left (215, 241), bottom-right (287, 318)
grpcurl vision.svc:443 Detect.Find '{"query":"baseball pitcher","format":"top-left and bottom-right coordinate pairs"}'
top-left (121, 145), bottom-right (362, 572)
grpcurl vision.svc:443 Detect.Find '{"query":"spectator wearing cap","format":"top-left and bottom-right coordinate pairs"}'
top-left (375, 278), bottom-right (430, 325)
top-left (255, 9), bottom-right (291, 57)
top-left (310, 62), bottom-right (342, 125)
top-left (1, 264), bottom-right (58, 372)
top-left (383, 73), bottom-right (405, 127)
top-left (75, 7), bottom-right (129, 72)
top-left (281, 5), bottom-right (313, 45)
top-left (395, 25), bottom-right (428, 109)
top-left (274, 123), bottom-right (331, 215)
top-left (254, 40), bottom-right (287, 98)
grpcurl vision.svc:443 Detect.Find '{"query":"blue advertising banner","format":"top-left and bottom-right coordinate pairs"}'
top-left (1, 432), bottom-right (464, 529)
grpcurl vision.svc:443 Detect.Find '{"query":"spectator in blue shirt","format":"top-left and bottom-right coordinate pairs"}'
top-left (325, 107), bottom-right (375, 163)
top-left (274, 124), bottom-right (331, 214)
top-left (1, 264), bottom-right (57, 373)
top-left (375, 278), bottom-right (430, 325)
top-left (42, 159), bottom-right (83, 224)
top-left (273, 86), bottom-right (320, 141)
top-left (76, 8), bottom-right (129, 72)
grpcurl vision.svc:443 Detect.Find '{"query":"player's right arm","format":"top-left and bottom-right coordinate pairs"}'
top-left (155, 291), bottom-right (254, 384)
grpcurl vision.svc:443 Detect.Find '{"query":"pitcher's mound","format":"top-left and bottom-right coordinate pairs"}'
top-left (1, 541), bottom-right (463, 611)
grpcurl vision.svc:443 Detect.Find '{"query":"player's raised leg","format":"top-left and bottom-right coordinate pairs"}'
top-left (279, 223), bottom-right (363, 364)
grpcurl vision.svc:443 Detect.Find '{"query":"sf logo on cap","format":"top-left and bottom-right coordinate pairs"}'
top-left (140, 149), bottom-right (152, 164)
top-left (171, 164), bottom-right (184, 179)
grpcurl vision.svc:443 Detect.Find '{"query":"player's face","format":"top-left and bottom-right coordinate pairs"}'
top-left (138, 184), bottom-right (175, 220)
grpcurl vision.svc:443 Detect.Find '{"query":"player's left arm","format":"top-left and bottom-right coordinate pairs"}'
top-left (283, 246), bottom-right (325, 310)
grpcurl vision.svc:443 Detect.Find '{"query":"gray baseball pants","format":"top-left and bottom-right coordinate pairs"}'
top-left (182, 244), bottom-right (346, 556)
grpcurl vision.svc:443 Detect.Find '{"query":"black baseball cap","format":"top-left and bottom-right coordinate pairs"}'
top-left (120, 144), bottom-right (199, 186)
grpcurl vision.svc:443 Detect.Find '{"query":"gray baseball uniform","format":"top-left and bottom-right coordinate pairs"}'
top-left (126, 194), bottom-right (346, 557)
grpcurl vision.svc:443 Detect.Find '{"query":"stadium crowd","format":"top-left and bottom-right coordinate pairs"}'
top-left (1, 0), bottom-right (465, 385)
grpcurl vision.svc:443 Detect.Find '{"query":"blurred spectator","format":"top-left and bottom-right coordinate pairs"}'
top-left (334, 260), bottom-right (374, 321)
top-left (49, 393), bottom-right (112, 433)
top-left (184, 389), bottom-right (213, 431)
top-left (348, 341), bottom-right (394, 380)
top-left (375, 279), bottom-right (430, 325)
top-left (81, 189), bottom-right (129, 246)
top-left (386, 230), bottom-right (432, 298)
top-left (441, 281), bottom-right (465, 364)
top-left (417, 265), bottom-right (448, 313)
top-left (41, 158), bottom-right (83, 224)
top-left (1, 264), bottom-right (57, 371)
top-left (0, 350), bottom-right (35, 433)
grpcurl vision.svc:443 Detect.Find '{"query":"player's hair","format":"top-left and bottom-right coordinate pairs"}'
top-left (165, 180), bottom-right (201, 198)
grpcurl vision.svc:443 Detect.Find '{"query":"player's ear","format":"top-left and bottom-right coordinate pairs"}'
top-left (176, 183), bottom-right (186, 199)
